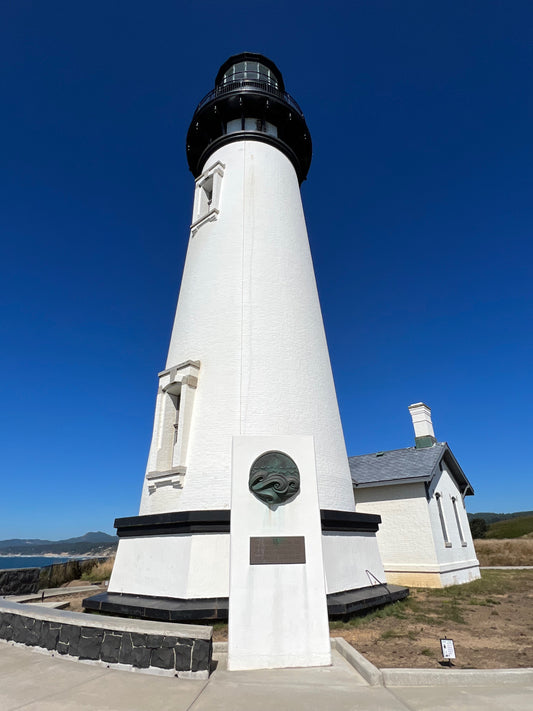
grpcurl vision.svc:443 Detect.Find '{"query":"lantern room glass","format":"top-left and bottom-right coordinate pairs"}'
top-left (222, 60), bottom-right (279, 89)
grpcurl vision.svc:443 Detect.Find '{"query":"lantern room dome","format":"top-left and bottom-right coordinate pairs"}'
top-left (186, 52), bottom-right (312, 183)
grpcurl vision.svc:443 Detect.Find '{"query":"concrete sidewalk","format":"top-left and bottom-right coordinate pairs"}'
top-left (6, 585), bottom-right (100, 604)
top-left (1, 640), bottom-right (532, 711)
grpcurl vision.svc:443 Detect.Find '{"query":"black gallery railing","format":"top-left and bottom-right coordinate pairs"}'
top-left (195, 79), bottom-right (303, 116)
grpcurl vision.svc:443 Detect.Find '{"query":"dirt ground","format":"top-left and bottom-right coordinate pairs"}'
top-left (333, 570), bottom-right (533, 669)
top-left (48, 570), bottom-right (533, 670)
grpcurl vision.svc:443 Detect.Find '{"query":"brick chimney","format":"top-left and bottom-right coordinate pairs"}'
top-left (408, 402), bottom-right (437, 448)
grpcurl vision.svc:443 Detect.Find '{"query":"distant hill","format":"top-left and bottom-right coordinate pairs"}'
top-left (0, 531), bottom-right (118, 555)
top-left (487, 515), bottom-right (533, 539)
top-left (467, 511), bottom-right (533, 525)
top-left (0, 538), bottom-right (54, 549)
top-left (60, 532), bottom-right (118, 544)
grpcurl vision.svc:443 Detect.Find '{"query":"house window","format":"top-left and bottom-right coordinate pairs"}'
top-left (435, 493), bottom-right (451, 547)
top-left (452, 496), bottom-right (467, 546)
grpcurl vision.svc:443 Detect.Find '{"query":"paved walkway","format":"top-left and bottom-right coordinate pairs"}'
top-left (6, 586), bottom-right (99, 604)
top-left (1, 640), bottom-right (532, 710)
top-left (480, 566), bottom-right (533, 569)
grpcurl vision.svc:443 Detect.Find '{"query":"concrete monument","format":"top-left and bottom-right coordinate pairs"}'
top-left (228, 436), bottom-right (331, 669)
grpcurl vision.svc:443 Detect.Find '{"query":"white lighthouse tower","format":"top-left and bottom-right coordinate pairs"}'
top-left (85, 54), bottom-right (399, 622)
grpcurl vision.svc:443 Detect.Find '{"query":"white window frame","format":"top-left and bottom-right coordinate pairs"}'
top-left (146, 360), bottom-right (200, 493)
top-left (435, 493), bottom-right (452, 547)
top-left (190, 161), bottom-right (225, 236)
top-left (451, 495), bottom-right (467, 546)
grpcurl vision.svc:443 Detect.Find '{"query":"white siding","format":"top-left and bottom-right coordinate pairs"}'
top-left (354, 467), bottom-right (481, 587)
top-left (355, 482), bottom-right (438, 567)
top-left (140, 139), bottom-right (354, 515)
top-left (428, 468), bottom-right (480, 585)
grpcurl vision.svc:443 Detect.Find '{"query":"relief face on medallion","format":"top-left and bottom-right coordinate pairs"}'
top-left (249, 451), bottom-right (300, 505)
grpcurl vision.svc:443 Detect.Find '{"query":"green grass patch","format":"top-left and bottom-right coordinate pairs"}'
top-left (427, 570), bottom-right (524, 600)
top-left (328, 571), bottom-right (533, 634)
top-left (380, 629), bottom-right (403, 640)
top-left (212, 622), bottom-right (228, 633)
top-left (380, 629), bottom-right (418, 641)
top-left (414, 613), bottom-right (441, 626)
top-left (439, 600), bottom-right (466, 624)
top-left (330, 599), bottom-right (412, 629)
top-left (470, 597), bottom-right (501, 607)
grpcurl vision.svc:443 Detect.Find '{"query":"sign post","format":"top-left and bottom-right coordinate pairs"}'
top-left (440, 637), bottom-right (456, 666)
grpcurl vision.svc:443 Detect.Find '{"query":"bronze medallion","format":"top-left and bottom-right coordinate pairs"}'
top-left (249, 450), bottom-right (300, 505)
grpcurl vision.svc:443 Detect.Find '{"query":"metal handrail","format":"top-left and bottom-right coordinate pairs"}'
top-left (194, 79), bottom-right (303, 116)
top-left (365, 569), bottom-right (393, 601)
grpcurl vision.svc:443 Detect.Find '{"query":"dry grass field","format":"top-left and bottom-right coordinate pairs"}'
top-left (474, 538), bottom-right (533, 566)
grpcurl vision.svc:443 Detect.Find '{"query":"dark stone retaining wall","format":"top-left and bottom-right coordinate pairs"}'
top-left (0, 559), bottom-right (106, 596)
top-left (0, 568), bottom-right (41, 596)
top-left (0, 601), bottom-right (212, 676)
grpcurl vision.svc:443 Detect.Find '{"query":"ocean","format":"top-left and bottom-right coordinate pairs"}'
top-left (0, 556), bottom-right (76, 570)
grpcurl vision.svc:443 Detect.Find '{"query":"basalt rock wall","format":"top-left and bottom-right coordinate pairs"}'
top-left (0, 599), bottom-right (212, 678)
top-left (0, 568), bottom-right (40, 596)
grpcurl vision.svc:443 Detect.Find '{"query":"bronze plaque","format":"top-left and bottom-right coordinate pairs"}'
top-left (249, 536), bottom-right (306, 565)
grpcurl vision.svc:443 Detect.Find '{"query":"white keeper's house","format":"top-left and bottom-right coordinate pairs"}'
top-left (349, 403), bottom-right (480, 588)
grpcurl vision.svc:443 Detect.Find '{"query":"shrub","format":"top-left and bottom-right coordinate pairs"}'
top-left (81, 557), bottom-right (115, 582)
top-left (470, 518), bottom-right (488, 539)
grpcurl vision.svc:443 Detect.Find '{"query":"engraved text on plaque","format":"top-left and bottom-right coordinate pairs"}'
top-left (249, 536), bottom-right (306, 565)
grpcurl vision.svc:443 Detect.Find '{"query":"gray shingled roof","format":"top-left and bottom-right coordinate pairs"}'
top-left (348, 442), bottom-right (474, 495)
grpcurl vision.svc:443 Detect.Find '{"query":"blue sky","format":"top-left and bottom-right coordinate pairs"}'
top-left (1, 1), bottom-right (531, 538)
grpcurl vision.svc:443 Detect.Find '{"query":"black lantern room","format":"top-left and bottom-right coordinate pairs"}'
top-left (186, 53), bottom-right (312, 183)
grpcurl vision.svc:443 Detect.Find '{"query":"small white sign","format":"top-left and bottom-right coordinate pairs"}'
top-left (440, 638), bottom-right (456, 659)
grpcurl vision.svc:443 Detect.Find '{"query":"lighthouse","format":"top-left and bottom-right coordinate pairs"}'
top-left (85, 54), bottom-right (396, 624)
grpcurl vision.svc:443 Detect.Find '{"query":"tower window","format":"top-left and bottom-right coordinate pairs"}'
top-left (226, 118), bottom-right (278, 137)
top-left (200, 176), bottom-right (213, 214)
top-left (146, 360), bottom-right (200, 492)
top-left (190, 161), bottom-right (225, 236)
top-left (226, 118), bottom-right (242, 134)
